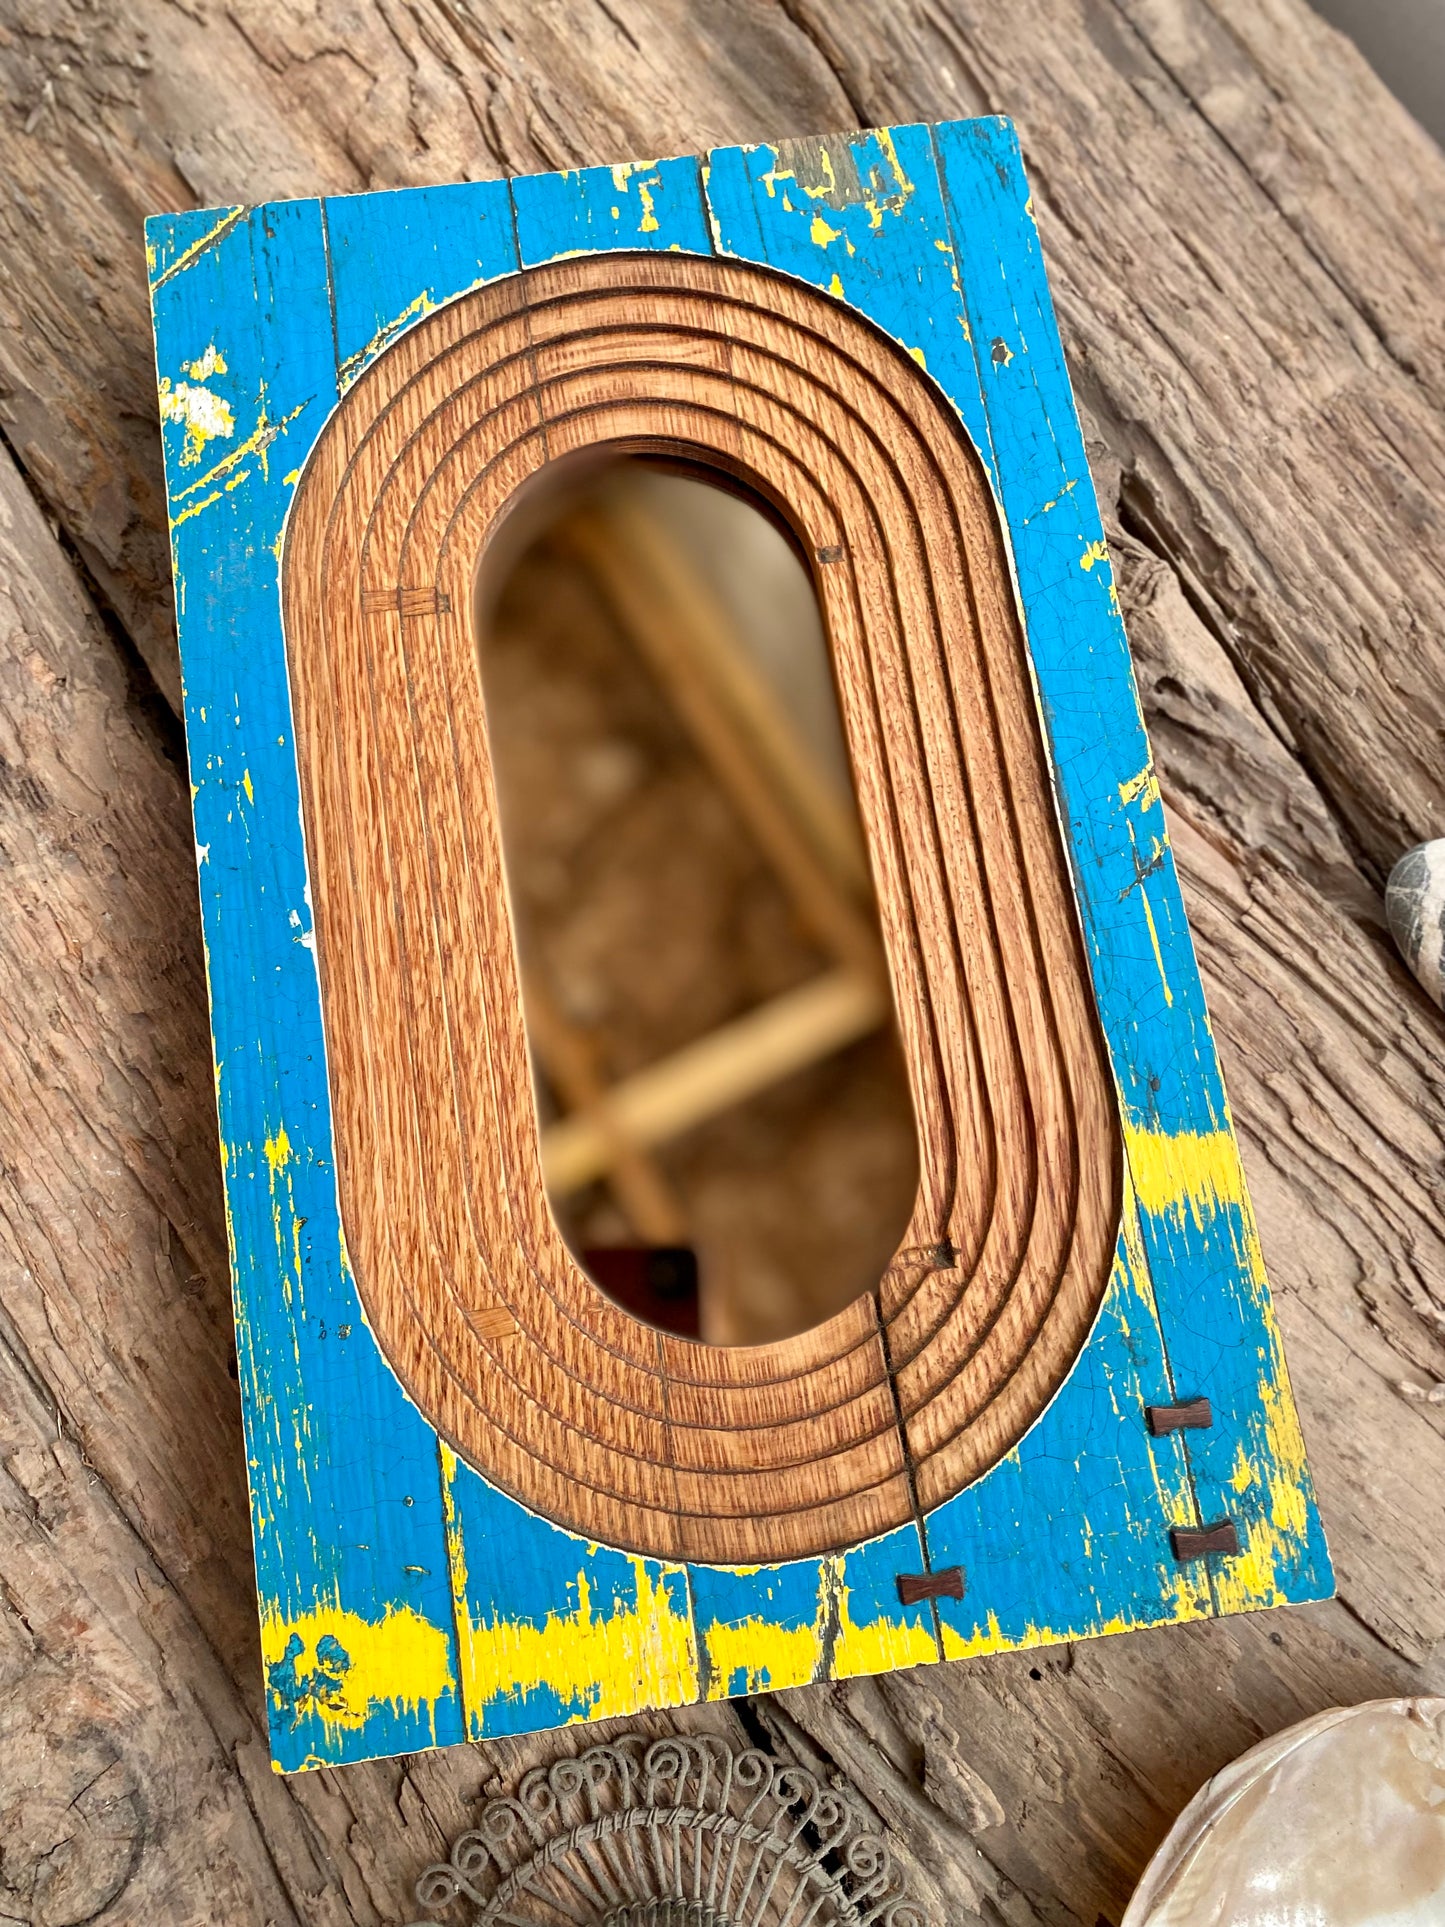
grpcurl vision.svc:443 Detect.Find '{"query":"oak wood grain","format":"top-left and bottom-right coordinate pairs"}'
top-left (280, 250), bottom-right (1121, 1564)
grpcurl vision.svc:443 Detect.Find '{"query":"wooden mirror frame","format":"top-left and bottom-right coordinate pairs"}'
top-left (280, 250), bottom-right (1122, 1567)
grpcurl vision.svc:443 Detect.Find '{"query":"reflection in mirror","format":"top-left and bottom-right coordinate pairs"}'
top-left (477, 461), bottom-right (918, 1346)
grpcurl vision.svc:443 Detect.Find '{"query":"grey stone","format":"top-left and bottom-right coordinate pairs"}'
top-left (1386, 839), bottom-right (1445, 1010)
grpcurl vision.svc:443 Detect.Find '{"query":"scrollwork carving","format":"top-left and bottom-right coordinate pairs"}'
top-left (405, 1729), bottom-right (923, 1926)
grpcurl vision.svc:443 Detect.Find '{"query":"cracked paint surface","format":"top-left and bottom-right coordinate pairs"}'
top-left (148, 116), bottom-right (1331, 1774)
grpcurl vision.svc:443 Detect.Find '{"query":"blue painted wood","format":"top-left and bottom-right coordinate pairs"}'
top-left (702, 124), bottom-right (995, 486)
top-left (323, 178), bottom-right (518, 387)
top-left (931, 116), bottom-right (1331, 1606)
top-left (149, 115), bottom-right (1330, 1773)
top-left (925, 1197), bottom-right (1210, 1655)
top-left (148, 198), bottom-right (465, 1771)
top-left (512, 153), bottom-right (713, 266)
top-left (442, 1450), bottom-right (699, 1737)
top-left (688, 1522), bottom-right (939, 1700)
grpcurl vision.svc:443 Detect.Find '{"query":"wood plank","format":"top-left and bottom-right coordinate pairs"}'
top-left (0, 1263), bottom-right (302, 1926)
top-left (0, 0), bottom-right (1442, 1917)
top-left (0, 423), bottom-right (757, 1916)
top-left (0, 441), bottom-right (253, 1683)
top-left (150, 191), bottom-right (470, 1772)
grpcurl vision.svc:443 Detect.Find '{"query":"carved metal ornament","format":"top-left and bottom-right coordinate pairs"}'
top-left (406, 1732), bottom-right (923, 1927)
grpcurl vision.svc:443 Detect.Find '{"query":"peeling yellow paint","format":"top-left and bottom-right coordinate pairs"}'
top-left (1030, 476), bottom-right (1079, 519)
top-left (171, 488), bottom-right (223, 529)
top-left (264, 1123), bottom-right (292, 1179)
top-left (339, 292), bottom-right (438, 388)
top-left (939, 1606), bottom-right (1010, 1661)
top-left (867, 127), bottom-right (914, 228)
top-left (158, 373), bottom-right (235, 467)
top-left (810, 212), bottom-right (841, 248)
top-left (1119, 762), bottom-right (1161, 812)
top-left (937, 1583), bottom-right (1208, 1663)
top-left (182, 344), bottom-right (228, 381)
top-left (932, 234), bottom-right (963, 302)
top-left (242, 769), bottom-right (254, 805)
top-left (150, 206), bottom-right (245, 290)
top-left (260, 1597), bottom-right (454, 1739)
top-left (1124, 1115), bottom-right (1325, 1599)
top-left (1138, 885), bottom-right (1174, 1008)
top-left (1079, 538), bottom-right (1110, 572)
top-left (1124, 1123), bottom-right (1244, 1234)
top-left (827, 272), bottom-right (845, 298)
top-left (1109, 1191), bottom-right (1215, 1617)
top-left (464, 1562), bottom-right (697, 1727)
top-left (1214, 1358), bottom-right (1315, 1615)
top-left (442, 1448), bottom-right (697, 1731)
top-left (170, 399), bottom-right (308, 507)
top-left (807, 144), bottom-right (837, 200)
top-left (832, 1583), bottom-right (939, 1678)
top-left (703, 1559), bottom-right (936, 1697)
top-left (704, 1613), bottom-right (818, 1696)
top-left (603, 160), bottom-right (662, 236)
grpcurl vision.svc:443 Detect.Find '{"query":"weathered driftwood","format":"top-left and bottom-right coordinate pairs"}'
top-left (0, 0), bottom-right (1443, 1921)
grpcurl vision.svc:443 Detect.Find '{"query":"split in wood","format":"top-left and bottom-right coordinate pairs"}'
top-left (361, 583), bottom-right (451, 617)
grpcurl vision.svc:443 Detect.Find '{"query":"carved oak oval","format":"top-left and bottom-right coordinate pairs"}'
top-left (281, 250), bottom-right (1121, 1565)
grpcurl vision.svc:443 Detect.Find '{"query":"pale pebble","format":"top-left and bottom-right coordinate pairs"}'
top-left (1387, 840), bottom-right (1445, 1010)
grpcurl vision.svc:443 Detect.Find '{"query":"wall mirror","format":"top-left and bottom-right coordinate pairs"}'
top-left (475, 457), bottom-right (919, 1348)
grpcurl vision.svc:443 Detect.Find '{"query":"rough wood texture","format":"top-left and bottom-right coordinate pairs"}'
top-left (150, 118), bottom-right (1328, 1771)
top-left (282, 248), bottom-right (1119, 1565)
top-left (1, 0), bottom-right (1443, 1920)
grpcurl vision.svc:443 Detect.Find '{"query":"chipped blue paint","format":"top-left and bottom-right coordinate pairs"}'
top-left (149, 197), bottom-right (464, 1771)
top-left (931, 117), bottom-right (1330, 1604)
top-left (927, 1196), bottom-right (1209, 1653)
top-left (512, 154), bottom-right (713, 264)
top-left (149, 116), bottom-right (1329, 1775)
top-left (704, 124), bottom-right (995, 484)
top-left (324, 177), bottom-right (518, 386)
top-left (441, 1451), bottom-right (699, 1737)
top-left (689, 1519), bottom-right (938, 1699)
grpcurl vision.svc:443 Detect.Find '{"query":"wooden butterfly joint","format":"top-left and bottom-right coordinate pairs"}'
top-left (148, 114), bottom-right (1332, 1773)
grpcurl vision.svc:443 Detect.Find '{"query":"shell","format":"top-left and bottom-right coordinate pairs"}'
top-left (1386, 840), bottom-right (1445, 1009)
top-left (1123, 1697), bottom-right (1445, 1926)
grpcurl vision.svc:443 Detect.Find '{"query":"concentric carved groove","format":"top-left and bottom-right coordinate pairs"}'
top-left (281, 251), bottom-right (1122, 1565)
